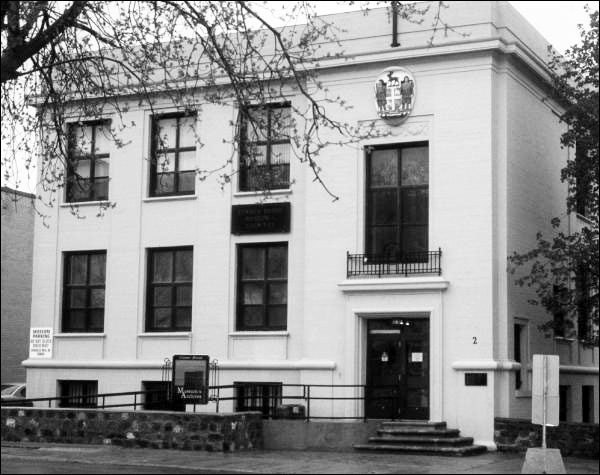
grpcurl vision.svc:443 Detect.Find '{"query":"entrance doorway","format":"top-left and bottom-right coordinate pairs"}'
top-left (365, 317), bottom-right (429, 419)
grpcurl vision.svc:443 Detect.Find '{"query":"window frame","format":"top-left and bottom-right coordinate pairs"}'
top-left (58, 380), bottom-right (98, 408)
top-left (66, 120), bottom-right (111, 203)
top-left (236, 242), bottom-right (288, 331)
top-left (235, 381), bottom-right (282, 418)
top-left (365, 142), bottom-right (429, 261)
top-left (145, 246), bottom-right (194, 333)
top-left (62, 250), bottom-right (107, 333)
top-left (149, 112), bottom-right (197, 197)
top-left (239, 102), bottom-right (291, 191)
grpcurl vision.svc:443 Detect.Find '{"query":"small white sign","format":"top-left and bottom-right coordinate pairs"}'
top-left (532, 354), bottom-right (560, 426)
top-left (29, 327), bottom-right (53, 358)
top-left (411, 352), bottom-right (423, 362)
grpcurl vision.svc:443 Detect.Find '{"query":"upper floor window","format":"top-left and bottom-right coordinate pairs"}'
top-left (365, 143), bottom-right (429, 261)
top-left (62, 251), bottom-right (106, 332)
top-left (66, 121), bottom-right (110, 202)
top-left (239, 103), bottom-right (291, 191)
top-left (150, 113), bottom-right (197, 197)
top-left (237, 243), bottom-right (288, 331)
top-left (576, 265), bottom-right (592, 341)
top-left (575, 143), bottom-right (591, 217)
top-left (146, 247), bottom-right (193, 332)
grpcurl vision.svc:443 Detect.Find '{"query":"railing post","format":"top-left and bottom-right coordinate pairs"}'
top-left (438, 247), bottom-right (442, 276)
top-left (306, 385), bottom-right (310, 423)
top-left (134, 394), bottom-right (137, 410)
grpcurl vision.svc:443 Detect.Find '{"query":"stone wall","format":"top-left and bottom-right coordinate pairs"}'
top-left (1, 408), bottom-right (262, 452)
top-left (495, 417), bottom-right (599, 458)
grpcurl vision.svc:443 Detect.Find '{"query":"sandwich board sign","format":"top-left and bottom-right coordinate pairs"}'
top-left (172, 355), bottom-right (209, 405)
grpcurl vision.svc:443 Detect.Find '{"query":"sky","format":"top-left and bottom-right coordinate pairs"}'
top-left (1, 1), bottom-right (596, 192)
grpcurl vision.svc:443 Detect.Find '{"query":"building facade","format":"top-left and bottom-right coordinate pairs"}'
top-left (24, 1), bottom-right (598, 447)
top-left (1, 187), bottom-right (35, 384)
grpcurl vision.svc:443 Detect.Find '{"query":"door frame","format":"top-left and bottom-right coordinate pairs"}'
top-left (355, 310), bottom-right (441, 421)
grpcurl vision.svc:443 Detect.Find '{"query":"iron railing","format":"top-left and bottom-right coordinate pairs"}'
top-left (347, 248), bottom-right (442, 278)
top-left (2, 384), bottom-right (409, 422)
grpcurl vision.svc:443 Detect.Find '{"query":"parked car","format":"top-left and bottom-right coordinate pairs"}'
top-left (1, 383), bottom-right (31, 406)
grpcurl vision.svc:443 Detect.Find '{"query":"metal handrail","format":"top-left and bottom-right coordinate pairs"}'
top-left (2, 383), bottom-right (411, 422)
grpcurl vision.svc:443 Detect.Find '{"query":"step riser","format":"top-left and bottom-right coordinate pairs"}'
top-left (382, 421), bottom-right (446, 429)
top-left (369, 437), bottom-right (474, 446)
top-left (377, 429), bottom-right (460, 437)
top-left (353, 445), bottom-right (487, 456)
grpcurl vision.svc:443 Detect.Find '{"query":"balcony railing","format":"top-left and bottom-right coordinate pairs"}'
top-left (347, 248), bottom-right (442, 278)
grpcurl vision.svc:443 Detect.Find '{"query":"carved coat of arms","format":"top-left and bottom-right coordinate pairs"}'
top-left (375, 67), bottom-right (415, 119)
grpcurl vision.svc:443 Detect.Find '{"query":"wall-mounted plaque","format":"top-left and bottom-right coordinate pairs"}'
top-left (465, 373), bottom-right (488, 386)
top-left (375, 67), bottom-right (415, 120)
top-left (231, 202), bottom-right (291, 235)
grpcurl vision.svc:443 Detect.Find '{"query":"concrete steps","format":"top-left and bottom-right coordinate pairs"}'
top-left (353, 420), bottom-right (487, 456)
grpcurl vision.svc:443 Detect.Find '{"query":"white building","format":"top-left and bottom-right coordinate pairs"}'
top-left (24, 1), bottom-right (598, 448)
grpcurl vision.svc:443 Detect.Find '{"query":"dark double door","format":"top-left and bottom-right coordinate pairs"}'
top-left (365, 318), bottom-right (429, 420)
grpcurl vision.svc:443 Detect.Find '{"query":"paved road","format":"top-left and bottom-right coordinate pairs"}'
top-left (2, 443), bottom-right (598, 474)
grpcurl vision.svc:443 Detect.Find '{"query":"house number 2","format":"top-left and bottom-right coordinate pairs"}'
top-left (473, 337), bottom-right (478, 344)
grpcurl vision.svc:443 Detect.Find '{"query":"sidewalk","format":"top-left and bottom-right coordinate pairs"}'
top-left (2, 442), bottom-right (599, 474)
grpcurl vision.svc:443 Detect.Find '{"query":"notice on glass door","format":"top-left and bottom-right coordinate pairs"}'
top-left (411, 352), bottom-right (423, 362)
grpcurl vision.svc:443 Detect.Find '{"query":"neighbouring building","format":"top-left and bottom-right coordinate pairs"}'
top-left (24, 1), bottom-right (598, 448)
top-left (1, 187), bottom-right (36, 384)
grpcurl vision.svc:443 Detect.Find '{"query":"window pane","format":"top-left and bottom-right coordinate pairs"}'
top-left (69, 255), bottom-right (88, 284)
top-left (178, 150), bottom-right (196, 171)
top-left (401, 188), bottom-right (428, 224)
top-left (93, 178), bottom-right (109, 200)
top-left (67, 310), bottom-right (86, 331)
top-left (179, 116), bottom-right (197, 148)
top-left (267, 246), bottom-right (287, 278)
top-left (152, 252), bottom-right (173, 283)
top-left (174, 308), bottom-right (191, 330)
top-left (155, 172), bottom-right (175, 195)
top-left (156, 117), bottom-right (177, 150)
top-left (70, 179), bottom-right (91, 201)
top-left (267, 306), bottom-right (287, 329)
top-left (270, 143), bottom-right (290, 166)
top-left (401, 147), bottom-right (428, 185)
top-left (176, 286), bottom-right (192, 306)
top-left (74, 158), bottom-right (92, 178)
top-left (69, 289), bottom-right (87, 308)
top-left (89, 309), bottom-right (104, 331)
top-left (89, 254), bottom-right (106, 284)
top-left (245, 144), bottom-right (268, 166)
top-left (90, 288), bottom-right (105, 308)
top-left (246, 109), bottom-right (269, 141)
top-left (157, 152), bottom-right (176, 172)
top-left (370, 149), bottom-right (397, 187)
top-left (178, 171), bottom-right (195, 194)
top-left (71, 125), bottom-right (92, 155)
top-left (94, 124), bottom-right (111, 154)
top-left (371, 190), bottom-right (398, 225)
top-left (153, 286), bottom-right (172, 306)
top-left (174, 249), bottom-right (193, 281)
top-left (371, 226), bottom-right (399, 257)
top-left (268, 283), bottom-right (287, 304)
top-left (270, 107), bottom-right (291, 141)
top-left (242, 307), bottom-right (264, 328)
top-left (95, 158), bottom-right (109, 177)
top-left (243, 283), bottom-right (264, 304)
top-left (153, 308), bottom-right (172, 329)
top-left (402, 226), bottom-right (428, 254)
top-left (242, 247), bottom-right (265, 279)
